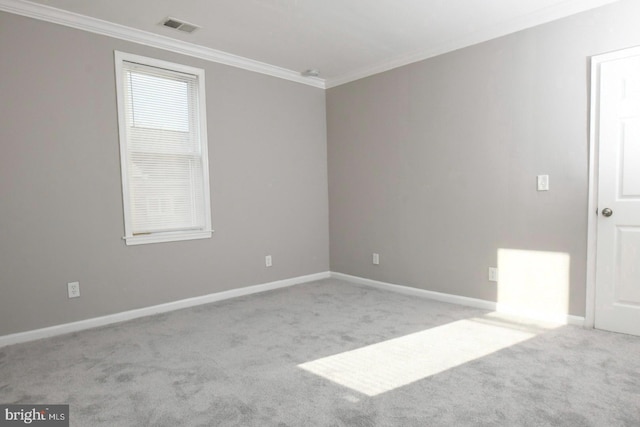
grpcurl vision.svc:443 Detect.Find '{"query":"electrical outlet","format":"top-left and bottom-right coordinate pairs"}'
top-left (67, 281), bottom-right (80, 298)
top-left (265, 255), bottom-right (272, 267)
top-left (488, 268), bottom-right (499, 282)
top-left (372, 253), bottom-right (380, 265)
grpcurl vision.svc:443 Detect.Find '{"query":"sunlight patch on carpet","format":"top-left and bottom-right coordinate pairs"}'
top-left (299, 313), bottom-right (550, 396)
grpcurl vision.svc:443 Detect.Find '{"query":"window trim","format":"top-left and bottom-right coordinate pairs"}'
top-left (114, 51), bottom-right (213, 246)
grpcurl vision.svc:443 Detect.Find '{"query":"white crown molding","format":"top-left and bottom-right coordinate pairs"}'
top-left (0, 0), bottom-right (326, 89)
top-left (0, 0), bottom-right (619, 90)
top-left (325, 0), bottom-right (621, 88)
top-left (331, 272), bottom-right (586, 327)
top-left (0, 271), bottom-right (331, 348)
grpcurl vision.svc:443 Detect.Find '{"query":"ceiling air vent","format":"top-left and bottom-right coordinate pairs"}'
top-left (161, 17), bottom-right (199, 34)
top-left (301, 69), bottom-right (320, 78)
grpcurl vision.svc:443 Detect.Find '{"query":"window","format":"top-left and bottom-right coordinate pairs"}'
top-left (114, 51), bottom-right (212, 245)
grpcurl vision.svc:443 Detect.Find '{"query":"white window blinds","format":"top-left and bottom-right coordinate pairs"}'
top-left (115, 52), bottom-right (212, 245)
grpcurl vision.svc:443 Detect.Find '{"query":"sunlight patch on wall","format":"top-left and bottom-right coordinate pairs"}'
top-left (298, 313), bottom-right (548, 396)
top-left (497, 249), bottom-right (570, 322)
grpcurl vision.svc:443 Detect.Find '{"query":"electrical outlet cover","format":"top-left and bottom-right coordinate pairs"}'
top-left (67, 281), bottom-right (80, 298)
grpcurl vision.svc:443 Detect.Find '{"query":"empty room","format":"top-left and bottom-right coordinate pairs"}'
top-left (1, 0), bottom-right (640, 425)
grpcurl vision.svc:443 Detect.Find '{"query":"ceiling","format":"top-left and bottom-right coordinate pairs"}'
top-left (8, 0), bottom-right (620, 87)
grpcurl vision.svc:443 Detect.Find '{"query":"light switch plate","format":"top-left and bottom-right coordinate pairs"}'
top-left (537, 175), bottom-right (549, 191)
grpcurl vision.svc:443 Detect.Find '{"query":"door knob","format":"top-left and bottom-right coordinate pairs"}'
top-left (602, 208), bottom-right (613, 217)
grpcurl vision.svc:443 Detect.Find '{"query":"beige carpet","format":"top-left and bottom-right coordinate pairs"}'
top-left (1, 279), bottom-right (639, 426)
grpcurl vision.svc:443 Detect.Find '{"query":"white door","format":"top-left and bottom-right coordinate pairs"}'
top-left (594, 47), bottom-right (640, 336)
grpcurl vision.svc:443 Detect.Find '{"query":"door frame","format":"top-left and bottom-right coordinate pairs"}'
top-left (586, 45), bottom-right (640, 329)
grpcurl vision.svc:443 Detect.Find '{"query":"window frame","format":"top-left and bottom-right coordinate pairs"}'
top-left (114, 51), bottom-right (213, 246)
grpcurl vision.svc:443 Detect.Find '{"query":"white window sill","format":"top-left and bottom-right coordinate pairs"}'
top-left (123, 230), bottom-right (213, 246)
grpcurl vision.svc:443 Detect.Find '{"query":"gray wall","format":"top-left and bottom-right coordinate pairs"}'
top-left (327, 0), bottom-right (640, 317)
top-left (0, 12), bottom-right (329, 336)
top-left (3, 1), bottom-right (640, 336)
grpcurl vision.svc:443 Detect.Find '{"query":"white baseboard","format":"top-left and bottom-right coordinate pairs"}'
top-left (331, 272), bottom-right (585, 327)
top-left (1, 270), bottom-right (586, 348)
top-left (0, 271), bottom-right (331, 348)
top-left (331, 272), bottom-right (496, 311)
